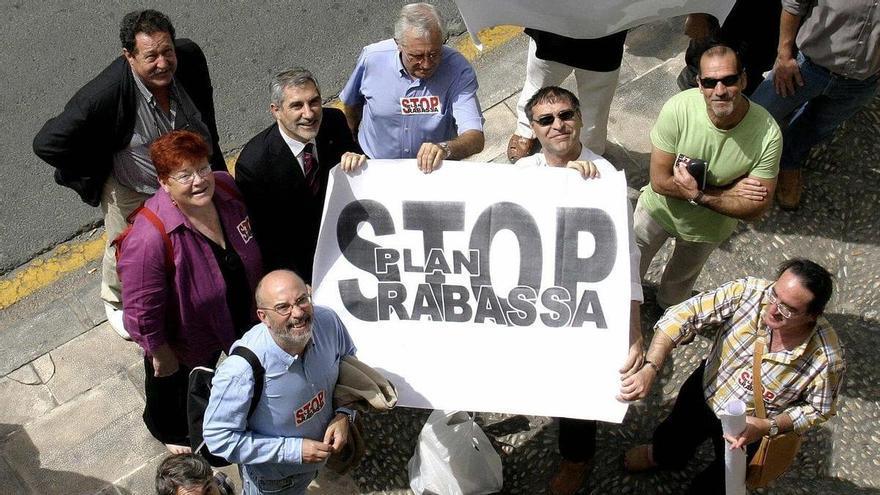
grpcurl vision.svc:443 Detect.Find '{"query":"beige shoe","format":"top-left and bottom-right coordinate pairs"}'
top-left (775, 169), bottom-right (803, 211)
top-left (549, 459), bottom-right (592, 495)
top-left (104, 302), bottom-right (131, 340)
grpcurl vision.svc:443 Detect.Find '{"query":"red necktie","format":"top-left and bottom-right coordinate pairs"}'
top-left (302, 143), bottom-right (319, 196)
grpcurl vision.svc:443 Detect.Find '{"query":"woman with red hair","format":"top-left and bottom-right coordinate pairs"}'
top-left (118, 130), bottom-right (263, 453)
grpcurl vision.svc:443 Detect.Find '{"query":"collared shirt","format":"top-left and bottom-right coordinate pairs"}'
top-left (118, 172), bottom-right (263, 367)
top-left (640, 89), bottom-right (781, 243)
top-left (277, 126), bottom-right (318, 174)
top-left (112, 69), bottom-right (211, 193)
top-left (203, 306), bottom-right (356, 480)
top-left (783, 0), bottom-right (880, 80)
top-left (656, 276), bottom-right (845, 433)
top-left (515, 147), bottom-right (643, 303)
top-left (340, 38), bottom-right (484, 159)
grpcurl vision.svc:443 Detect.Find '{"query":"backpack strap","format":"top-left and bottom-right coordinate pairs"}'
top-left (231, 346), bottom-right (265, 419)
top-left (136, 207), bottom-right (174, 274)
top-left (113, 204), bottom-right (174, 275)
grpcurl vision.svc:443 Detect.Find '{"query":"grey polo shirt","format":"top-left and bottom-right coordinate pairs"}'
top-left (111, 69), bottom-right (210, 194)
top-left (784, 0), bottom-right (880, 80)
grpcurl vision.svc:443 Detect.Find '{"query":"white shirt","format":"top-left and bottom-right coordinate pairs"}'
top-left (278, 126), bottom-right (318, 174)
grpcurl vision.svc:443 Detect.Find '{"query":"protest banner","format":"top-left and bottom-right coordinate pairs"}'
top-left (453, 0), bottom-right (735, 45)
top-left (313, 159), bottom-right (632, 422)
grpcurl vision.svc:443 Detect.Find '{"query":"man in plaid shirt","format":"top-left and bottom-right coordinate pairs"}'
top-left (618, 258), bottom-right (845, 493)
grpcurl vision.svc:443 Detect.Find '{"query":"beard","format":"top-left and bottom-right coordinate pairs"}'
top-left (269, 315), bottom-right (313, 349)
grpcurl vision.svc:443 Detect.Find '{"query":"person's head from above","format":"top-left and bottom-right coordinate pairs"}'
top-left (155, 453), bottom-right (219, 495)
top-left (270, 67), bottom-right (323, 144)
top-left (525, 86), bottom-right (583, 162)
top-left (394, 3), bottom-right (446, 79)
top-left (120, 9), bottom-right (177, 92)
top-left (697, 42), bottom-right (747, 124)
top-left (762, 258), bottom-right (833, 334)
top-left (256, 270), bottom-right (314, 352)
top-left (151, 130), bottom-right (215, 211)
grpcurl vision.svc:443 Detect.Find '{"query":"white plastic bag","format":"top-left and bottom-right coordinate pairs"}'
top-left (408, 410), bottom-right (504, 495)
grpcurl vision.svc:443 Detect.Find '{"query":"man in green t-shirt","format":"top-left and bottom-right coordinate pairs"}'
top-left (635, 42), bottom-right (781, 308)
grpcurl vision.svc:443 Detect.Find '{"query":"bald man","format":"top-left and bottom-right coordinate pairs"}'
top-left (203, 270), bottom-right (357, 495)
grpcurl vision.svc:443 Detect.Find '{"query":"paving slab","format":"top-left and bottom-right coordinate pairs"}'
top-left (0, 306), bottom-right (95, 377)
top-left (470, 102), bottom-right (517, 163)
top-left (2, 373), bottom-right (163, 495)
top-left (46, 324), bottom-right (143, 405)
top-left (0, 454), bottom-right (28, 494)
top-left (0, 376), bottom-right (56, 438)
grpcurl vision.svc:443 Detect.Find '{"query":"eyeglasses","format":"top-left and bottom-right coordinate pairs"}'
top-left (532, 109), bottom-right (578, 127)
top-left (699, 73), bottom-right (740, 88)
top-left (259, 294), bottom-right (312, 317)
top-left (403, 48), bottom-right (442, 63)
top-left (169, 165), bottom-right (212, 185)
top-left (766, 286), bottom-right (797, 319)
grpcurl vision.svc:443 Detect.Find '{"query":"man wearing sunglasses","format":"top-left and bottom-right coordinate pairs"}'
top-left (751, 0), bottom-right (880, 210)
top-left (204, 270), bottom-right (357, 495)
top-left (340, 3), bottom-right (485, 174)
top-left (635, 42), bottom-right (781, 310)
top-left (619, 258), bottom-right (844, 494)
top-left (515, 86), bottom-right (645, 495)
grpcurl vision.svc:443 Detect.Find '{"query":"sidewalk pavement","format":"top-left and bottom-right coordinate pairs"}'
top-left (2, 17), bottom-right (879, 495)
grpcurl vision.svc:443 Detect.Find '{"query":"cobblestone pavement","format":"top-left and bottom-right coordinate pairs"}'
top-left (1, 17), bottom-right (878, 495)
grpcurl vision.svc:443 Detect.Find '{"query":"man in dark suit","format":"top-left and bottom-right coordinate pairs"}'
top-left (235, 68), bottom-right (365, 283)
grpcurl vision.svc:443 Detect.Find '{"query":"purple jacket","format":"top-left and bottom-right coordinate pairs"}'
top-left (118, 172), bottom-right (263, 367)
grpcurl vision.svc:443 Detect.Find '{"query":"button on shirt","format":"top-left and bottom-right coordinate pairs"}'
top-left (340, 38), bottom-right (484, 159)
top-left (656, 276), bottom-right (845, 433)
top-left (203, 306), bottom-right (356, 480)
top-left (514, 147), bottom-right (643, 303)
top-left (783, 0), bottom-right (880, 79)
top-left (112, 70), bottom-right (212, 193)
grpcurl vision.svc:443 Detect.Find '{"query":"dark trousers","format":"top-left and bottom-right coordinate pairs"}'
top-left (652, 363), bottom-right (758, 495)
top-left (558, 418), bottom-right (597, 463)
top-left (142, 352), bottom-right (219, 446)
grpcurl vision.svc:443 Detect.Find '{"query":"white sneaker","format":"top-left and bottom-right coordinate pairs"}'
top-left (104, 302), bottom-right (131, 340)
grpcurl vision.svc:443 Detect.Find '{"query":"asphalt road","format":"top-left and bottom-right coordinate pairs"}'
top-left (0, 0), bottom-right (463, 274)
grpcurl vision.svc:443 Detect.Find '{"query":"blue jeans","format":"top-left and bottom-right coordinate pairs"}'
top-left (751, 52), bottom-right (880, 170)
top-left (240, 466), bottom-right (317, 495)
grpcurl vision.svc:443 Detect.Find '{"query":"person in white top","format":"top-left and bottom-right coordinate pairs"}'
top-left (514, 86), bottom-right (644, 495)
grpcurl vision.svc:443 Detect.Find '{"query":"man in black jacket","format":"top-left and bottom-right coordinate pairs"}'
top-left (33, 10), bottom-right (224, 339)
top-left (235, 68), bottom-right (365, 283)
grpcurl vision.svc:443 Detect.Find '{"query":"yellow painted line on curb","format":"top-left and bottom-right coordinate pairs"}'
top-left (456, 25), bottom-right (523, 62)
top-left (1, 26), bottom-right (525, 311)
top-left (0, 235), bottom-right (106, 310)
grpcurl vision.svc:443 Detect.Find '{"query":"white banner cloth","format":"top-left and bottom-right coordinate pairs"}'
top-left (313, 159), bottom-right (632, 422)
top-left (454, 0), bottom-right (735, 44)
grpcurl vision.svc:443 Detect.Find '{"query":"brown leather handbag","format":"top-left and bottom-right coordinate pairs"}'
top-left (745, 337), bottom-right (802, 489)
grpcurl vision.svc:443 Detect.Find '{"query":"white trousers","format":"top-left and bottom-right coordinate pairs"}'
top-left (514, 39), bottom-right (621, 155)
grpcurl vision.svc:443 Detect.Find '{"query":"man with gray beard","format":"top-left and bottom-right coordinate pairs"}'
top-left (203, 270), bottom-right (357, 495)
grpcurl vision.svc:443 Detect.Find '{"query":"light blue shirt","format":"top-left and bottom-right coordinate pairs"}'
top-left (203, 305), bottom-right (356, 480)
top-left (340, 38), bottom-right (484, 159)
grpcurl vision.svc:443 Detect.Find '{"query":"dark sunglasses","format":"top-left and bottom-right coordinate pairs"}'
top-left (699, 73), bottom-right (741, 88)
top-left (532, 109), bottom-right (578, 127)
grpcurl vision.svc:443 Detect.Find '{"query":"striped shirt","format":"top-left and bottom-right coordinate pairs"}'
top-left (656, 277), bottom-right (845, 433)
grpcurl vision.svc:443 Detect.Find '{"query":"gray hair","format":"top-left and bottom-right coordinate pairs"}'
top-left (155, 454), bottom-right (212, 495)
top-left (269, 67), bottom-right (320, 107)
top-left (393, 3), bottom-right (446, 43)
